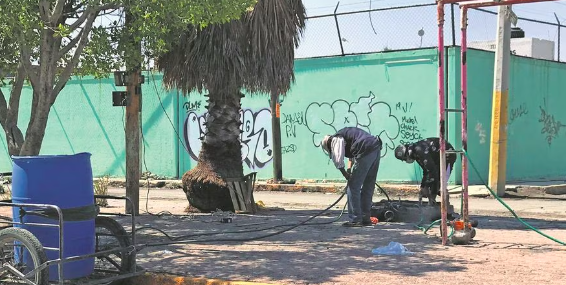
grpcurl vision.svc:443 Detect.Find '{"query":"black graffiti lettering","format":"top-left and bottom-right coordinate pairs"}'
top-left (184, 108), bottom-right (273, 169)
top-left (396, 102), bottom-right (413, 113)
top-left (510, 103), bottom-right (528, 124)
top-left (282, 111), bottom-right (304, 138)
top-left (282, 112), bottom-right (304, 125)
top-left (304, 91), bottom-right (401, 158)
top-left (184, 101), bottom-right (202, 112)
top-left (282, 144), bottom-right (298, 154)
top-left (285, 125), bottom-right (297, 138)
top-left (539, 106), bottom-right (565, 146)
top-left (399, 115), bottom-right (423, 143)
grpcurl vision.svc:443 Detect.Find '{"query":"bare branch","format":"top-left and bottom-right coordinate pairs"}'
top-left (0, 88), bottom-right (7, 127)
top-left (68, 7), bottom-right (93, 31)
top-left (58, 30), bottom-right (83, 59)
top-left (52, 12), bottom-right (98, 101)
top-left (18, 39), bottom-right (39, 88)
top-left (6, 63), bottom-right (26, 126)
top-left (39, 0), bottom-right (51, 22)
top-left (51, 0), bottom-right (66, 23)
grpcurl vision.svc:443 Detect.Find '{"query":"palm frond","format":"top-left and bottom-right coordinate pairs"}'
top-left (158, 0), bottom-right (306, 97)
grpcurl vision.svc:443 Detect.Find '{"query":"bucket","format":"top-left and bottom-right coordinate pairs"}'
top-left (11, 153), bottom-right (96, 281)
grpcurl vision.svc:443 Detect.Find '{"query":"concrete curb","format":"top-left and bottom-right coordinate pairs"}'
top-left (543, 184), bottom-right (566, 195)
top-left (128, 273), bottom-right (282, 285)
top-left (101, 177), bottom-right (564, 198)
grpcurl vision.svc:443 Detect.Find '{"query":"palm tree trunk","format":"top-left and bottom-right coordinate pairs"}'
top-left (182, 89), bottom-right (244, 212)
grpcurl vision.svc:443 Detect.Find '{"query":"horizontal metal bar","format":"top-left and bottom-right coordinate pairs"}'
top-left (42, 245), bottom-right (137, 266)
top-left (5, 221), bottom-right (60, 228)
top-left (462, 0), bottom-right (555, 8)
top-left (445, 108), bottom-right (464, 112)
top-left (42, 246), bottom-right (61, 251)
top-left (445, 150), bottom-right (465, 154)
top-left (473, 7), bottom-right (558, 26)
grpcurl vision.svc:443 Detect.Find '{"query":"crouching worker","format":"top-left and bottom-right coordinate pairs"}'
top-left (321, 127), bottom-right (382, 227)
top-left (394, 137), bottom-right (457, 206)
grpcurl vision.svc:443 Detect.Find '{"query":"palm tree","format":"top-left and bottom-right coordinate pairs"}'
top-left (158, 0), bottom-right (306, 212)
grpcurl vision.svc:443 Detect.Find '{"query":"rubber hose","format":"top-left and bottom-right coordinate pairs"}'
top-left (464, 150), bottom-right (566, 246)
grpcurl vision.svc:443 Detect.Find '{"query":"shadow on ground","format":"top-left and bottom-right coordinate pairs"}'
top-left (114, 209), bottom-right (478, 284)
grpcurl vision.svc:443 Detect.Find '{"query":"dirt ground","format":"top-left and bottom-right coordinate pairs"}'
top-left (90, 187), bottom-right (566, 285)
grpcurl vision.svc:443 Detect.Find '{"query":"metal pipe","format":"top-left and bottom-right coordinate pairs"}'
top-left (437, 0), bottom-right (449, 246)
top-left (555, 13), bottom-right (561, 62)
top-left (462, 0), bottom-right (555, 8)
top-left (461, 7), bottom-right (470, 226)
top-left (333, 2), bottom-right (345, 56)
top-left (56, 206), bottom-right (64, 285)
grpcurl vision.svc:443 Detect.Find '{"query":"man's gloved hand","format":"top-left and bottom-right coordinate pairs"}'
top-left (343, 172), bottom-right (351, 181)
top-left (346, 168), bottom-right (352, 175)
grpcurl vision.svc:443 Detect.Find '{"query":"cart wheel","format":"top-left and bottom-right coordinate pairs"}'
top-left (0, 227), bottom-right (49, 285)
top-left (95, 217), bottom-right (135, 283)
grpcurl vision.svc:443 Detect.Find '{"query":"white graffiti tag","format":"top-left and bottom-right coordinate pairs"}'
top-left (184, 109), bottom-right (273, 169)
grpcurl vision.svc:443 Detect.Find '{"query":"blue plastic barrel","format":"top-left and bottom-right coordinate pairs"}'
top-left (11, 153), bottom-right (96, 281)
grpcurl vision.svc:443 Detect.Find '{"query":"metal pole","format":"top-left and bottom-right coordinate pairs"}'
top-left (488, 5), bottom-right (511, 197)
top-left (461, 7), bottom-right (470, 225)
top-left (451, 3), bottom-right (457, 46)
top-left (271, 94), bottom-right (283, 182)
top-left (555, 13), bottom-right (561, 62)
top-left (437, 0), bottom-right (449, 246)
top-left (334, 2), bottom-right (345, 56)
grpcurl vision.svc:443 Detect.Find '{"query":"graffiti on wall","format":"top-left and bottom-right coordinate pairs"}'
top-left (282, 112), bottom-right (304, 138)
top-left (183, 101), bottom-right (203, 112)
top-left (304, 91), bottom-right (400, 157)
top-left (395, 102), bottom-right (425, 145)
top-left (509, 103), bottom-right (528, 124)
top-left (475, 122), bottom-right (487, 144)
top-left (539, 105), bottom-right (565, 146)
top-left (184, 108), bottom-right (273, 169)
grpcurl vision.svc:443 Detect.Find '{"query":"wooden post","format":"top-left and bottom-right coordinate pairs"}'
top-left (125, 10), bottom-right (141, 215)
top-left (270, 93), bottom-right (282, 182)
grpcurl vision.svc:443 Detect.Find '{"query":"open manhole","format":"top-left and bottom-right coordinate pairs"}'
top-left (371, 199), bottom-right (456, 223)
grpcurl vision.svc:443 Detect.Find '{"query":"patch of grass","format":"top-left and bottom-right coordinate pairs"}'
top-left (94, 175), bottom-right (110, 207)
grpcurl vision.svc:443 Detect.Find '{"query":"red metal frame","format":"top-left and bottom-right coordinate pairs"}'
top-left (436, 0), bottom-right (557, 246)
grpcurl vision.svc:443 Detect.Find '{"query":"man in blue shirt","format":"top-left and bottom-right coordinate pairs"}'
top-left (321, 127), bottom-right (382, 227)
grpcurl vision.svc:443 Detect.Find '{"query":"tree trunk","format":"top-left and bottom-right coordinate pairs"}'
top-left (0, 64), bottom-right (26, 156)
top-left (182, 90), bottom-right (244, 212)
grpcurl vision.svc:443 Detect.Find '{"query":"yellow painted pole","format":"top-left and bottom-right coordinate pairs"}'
top-left (488, 6), bottom-right (511, 197)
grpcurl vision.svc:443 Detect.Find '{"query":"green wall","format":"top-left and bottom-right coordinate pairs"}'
top-left (450, 47), bottom-right (566, 184)
top-left (178, 49), bottom-right (441, 182)
top-left (1, 47), bottom-right (565, 184)
top-left (0, 74), bottom-right (178, 177)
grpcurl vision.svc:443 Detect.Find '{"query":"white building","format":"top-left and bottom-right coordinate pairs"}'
top-left (468, 37), bottom-right (555, 61)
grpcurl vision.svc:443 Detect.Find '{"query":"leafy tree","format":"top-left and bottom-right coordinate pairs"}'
top-left (0, 0), bottom-right (256, 156)
top-left (158, 0), bottom-right (306, 212)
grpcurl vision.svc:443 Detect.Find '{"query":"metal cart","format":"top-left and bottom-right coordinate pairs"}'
top-left (0, 195), bottom-right (143, 285)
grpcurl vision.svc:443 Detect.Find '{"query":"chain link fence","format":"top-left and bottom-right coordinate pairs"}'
top-left (296, 3), bottom-right (564, 62)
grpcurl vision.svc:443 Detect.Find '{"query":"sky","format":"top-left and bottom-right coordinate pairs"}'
top-left (296, 0), bottom-right (566, 59)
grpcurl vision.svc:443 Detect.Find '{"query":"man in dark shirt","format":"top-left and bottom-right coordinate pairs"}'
top-left (321, 127), bottom-right (382, 227)
top-left (394, 137), bottom-right (457, 206)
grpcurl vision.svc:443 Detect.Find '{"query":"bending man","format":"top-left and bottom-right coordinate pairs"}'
top-left (321, 127), bottom-right (382, 227)
top-left (394, 137), bottom-right (457, 206)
